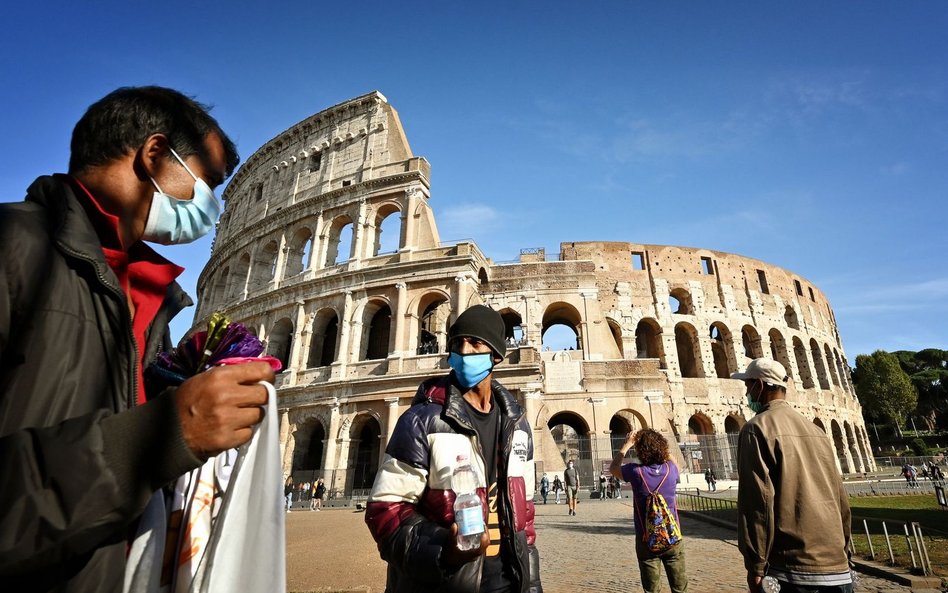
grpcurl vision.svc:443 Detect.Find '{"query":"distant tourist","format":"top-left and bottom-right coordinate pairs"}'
top-left (553, 476), bottom-right (564, 504)
top-left (733, 359), bottom-right (853, 593)
top-left (704, 468), bottom-right (717, 492)
top-left (564, 460), bottom-right (580, 516)
top-left (540, 473), bottom-right (550, 504)
top-left (311, 478), bottom-right (326, 511)
top-left (610, 429), bottom-right (687, 593)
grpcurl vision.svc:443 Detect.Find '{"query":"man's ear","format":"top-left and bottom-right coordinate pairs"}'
top-left (137, 134), bottom-right (171, 180)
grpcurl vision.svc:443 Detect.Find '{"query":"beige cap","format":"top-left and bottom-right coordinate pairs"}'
top-left (731, 358), bottom-right (789, 387)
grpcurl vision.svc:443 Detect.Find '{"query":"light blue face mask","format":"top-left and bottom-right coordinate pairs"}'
top-left (142, 147), bottom-right (221, 245)
top-left (448, 351), bottom-right (494, 389)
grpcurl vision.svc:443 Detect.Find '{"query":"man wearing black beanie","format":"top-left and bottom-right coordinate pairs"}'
top-left (366, 305), bottom-right (543, 593)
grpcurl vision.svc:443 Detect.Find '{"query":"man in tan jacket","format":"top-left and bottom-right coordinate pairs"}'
top-left (733, 359), bottom-right (853, 593)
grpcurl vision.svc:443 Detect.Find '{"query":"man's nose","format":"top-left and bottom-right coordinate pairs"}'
top-left (459, 341), bottom-right (476, 354)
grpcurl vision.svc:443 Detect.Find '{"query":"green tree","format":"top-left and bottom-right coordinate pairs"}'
top-left (852, 350), bottom-right (917, 426)
top-left (893, 348), bottom-right (948, 431)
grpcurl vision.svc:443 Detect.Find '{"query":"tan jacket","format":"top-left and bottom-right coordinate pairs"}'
top-left (737, 399), bottom-right (852, 576)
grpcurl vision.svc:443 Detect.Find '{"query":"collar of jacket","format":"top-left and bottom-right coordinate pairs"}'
top-left (418, 373), bottom-right (525, 434)
top-left (26, 175), bottom-right (128, 295)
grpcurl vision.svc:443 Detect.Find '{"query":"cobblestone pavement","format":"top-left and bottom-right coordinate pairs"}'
top-left (286, 498), bottom-right (916, 593)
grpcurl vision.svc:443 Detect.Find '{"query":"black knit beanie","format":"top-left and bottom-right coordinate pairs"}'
top-left (448, 304), bottom-right (506, 361)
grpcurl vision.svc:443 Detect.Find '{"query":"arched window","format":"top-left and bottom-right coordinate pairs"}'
top-left (268, 317), bottom-right (294, 371)
top-left (635, 318), bottom-right (666, 368)
top-left (232, 253), bottom-right (250, 299)
top-left (362, 302), bottom-right (392, 361)
top-left (349, 416), bottom-right (382, 491)
top-left (478, 268), bottom-right (489, 285)
top-left (792, 336), bottom-right (815, 389)
top-left (373, 205), bottom-right (401, 256)
top-left (284, 227), bottom-right (313, 278)
top-left (499, 309), bottom-right (524, 346)
top-left (741, 325), bottom-right (763, 359)
top-left (669, 288), bottom-right (693, 315)
top-left (326, 215), bottom-right (354, 266)
top-left (548, 412), bottom-right (591, 481)
top-left (824, 344), bottom-right (841, 387)
top-left (291, 420), bottom-right (326, 473)
top-left (784, 305), bottom-right (800, 330)
top-left (709, 322), bottom-right (735, 378)
top-left (307, 309), bottom-right (339, 367)
top-left (810, 338), bottom-right (830, 389)
top-left (675, 322), bottom-right (703, 378)
top-left (542, 302), bottom-right (583, 351)
top-left (212, 266), bottom-right (229, 307)
top-left (768, 329), bottom-right (793, 379)
top-left (418, 297), bottom-right (450, 355)
top-left (251, 241), bottom-right (279, 290)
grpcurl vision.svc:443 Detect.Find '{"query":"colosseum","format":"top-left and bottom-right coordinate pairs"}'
top-left (194, 91), bottom-right (874, 497)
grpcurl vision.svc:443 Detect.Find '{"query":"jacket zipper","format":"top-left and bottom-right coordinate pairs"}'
top-left (58, 244), bottom-right (140, 409)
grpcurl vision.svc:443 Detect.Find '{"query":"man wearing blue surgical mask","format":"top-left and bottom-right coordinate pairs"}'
top-left (366, 304), bottom-right (543, 593)
top-left (0, 87), bottom-right (275, 590)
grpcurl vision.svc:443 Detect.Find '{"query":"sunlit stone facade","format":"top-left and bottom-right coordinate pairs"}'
top-left (194, 91), bottom-right (873, 496)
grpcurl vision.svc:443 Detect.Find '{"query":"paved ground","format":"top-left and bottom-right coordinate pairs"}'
top-left (286, 497), bottom-right (917, 592)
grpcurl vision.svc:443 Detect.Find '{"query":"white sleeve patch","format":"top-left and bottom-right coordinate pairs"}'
top-left (428, 433), bottom-right (477, 489)
top-left (507, 429), bottom-right (535, 494)
top-left (367, 455), bottom-right (428, 503)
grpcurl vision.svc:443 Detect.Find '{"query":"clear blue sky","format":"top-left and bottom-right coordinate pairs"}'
top-left (2, 1), bottom-right (946, 359)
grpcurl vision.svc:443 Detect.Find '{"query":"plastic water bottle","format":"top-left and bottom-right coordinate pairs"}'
top-left (452, 454), bottom-right (485, 551)
top-left (761, 575), bottom-right (781, 593)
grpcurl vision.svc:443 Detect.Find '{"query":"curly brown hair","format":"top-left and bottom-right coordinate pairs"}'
top-left (633, 428), bottom-right (670, 466)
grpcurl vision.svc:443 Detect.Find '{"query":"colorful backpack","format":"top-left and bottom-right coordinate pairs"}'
top-left (635, 463), bottom-right (682, 553)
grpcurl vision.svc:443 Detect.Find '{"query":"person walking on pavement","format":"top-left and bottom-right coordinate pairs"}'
top-left (564, 460), bottom-right (580, 516)
top-left (611, 429), bottom-right (688, 593)
top-left (552, 476), bottom-right (563, 504)
top-left (599, 474), bottom-right (607, 500)
top-left (540, 473), bottom-right (550, 505)
top-left (733, 358), bottom-right (853, 593)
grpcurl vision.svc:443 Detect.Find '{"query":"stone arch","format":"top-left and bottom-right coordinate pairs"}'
top-left (813, 417), bottom-right (826, 433)
top-left (284, 226), bottom-right (314, 278)
top-left (478, 267), bottom-right (489, 285)
top-left (232, 253), bottom-right (250, 298)
top-left (792, 336), bottom-right (815, 389)
top-left (373, 203), bottom-right (401, 256)
top-left (674, 322), bottom-right (704, 378)
top-left (416, 292), bottom-right (451, 355)
top-left (741, 325), bottom-right (763, 360)
top-left (268, 317), bottom-right (294, 371)
top-left (292, 418), bottom-right (327, 473)
top-left (709, 322), bottom-right (736, 378)
top-left (548, 411), bottom-right (591, 467)
top-left (858, 426), bottom-right (873, 471)
top-left (635, 318), bottom-right (666, 368)
top-left (824, 344), bottom-right (841, 387)
top-left (810, 338), bottom-right (831, 389)
top-left (609, 410), bottom-right (648, 455)
top-left (325, 214), bottom-right (354, 266)
top-left (784, 305), bottom-right (800, 330)
top-left (541, 302), bottom-right (583, 351)
top-left (348, 413), bottom-right (383, 492)
top-left (834, 349), bottom-right (850, 392)
top-left (212, 266), bottom-right (229, 308)
top-left (606, 317), bottom-right (624, 358)
top-left (724, 414), bottom-right (745, 434)
top-left (499, 308), bottom-right (524, 345)
top-left (251, 240), bottom-right (279, 290)
top-left (669, 287), bottom-right (693, 315)
top-left (361, 299), bottom-right (392, 361)
top-left (688, 413), bottom-right (715, 435)
top-left (307, 307), bottom-right (339, 367)
top-left (830, 420), bottom-right (850, 473)
top-left (768, 329), bottom-right (793, 379)
top-left (844, 421), bottom-right (864, 472)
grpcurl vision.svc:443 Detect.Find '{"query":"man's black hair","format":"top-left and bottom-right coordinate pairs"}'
top-left (68, 86), bottom-right (239, 178)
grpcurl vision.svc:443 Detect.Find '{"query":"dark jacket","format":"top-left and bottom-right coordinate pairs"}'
top-left (0, 175), bottom-right (201, 592)
top-left (365, 375), bottom-right (542, 593)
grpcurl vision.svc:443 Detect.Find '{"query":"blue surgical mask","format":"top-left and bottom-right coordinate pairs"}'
top-left (746, 381), bottom-right (764, 414)
top-left (142, 147), bottom-right (221, 245)
top-left (448, 351), bottom-right (494, 389)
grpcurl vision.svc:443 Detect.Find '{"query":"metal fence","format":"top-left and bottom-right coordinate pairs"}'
top-left (852, 518), bottom-right (938, 577)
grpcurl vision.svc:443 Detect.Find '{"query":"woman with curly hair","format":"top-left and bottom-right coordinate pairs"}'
top-left (610, 428), bottom-right (688, 593)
